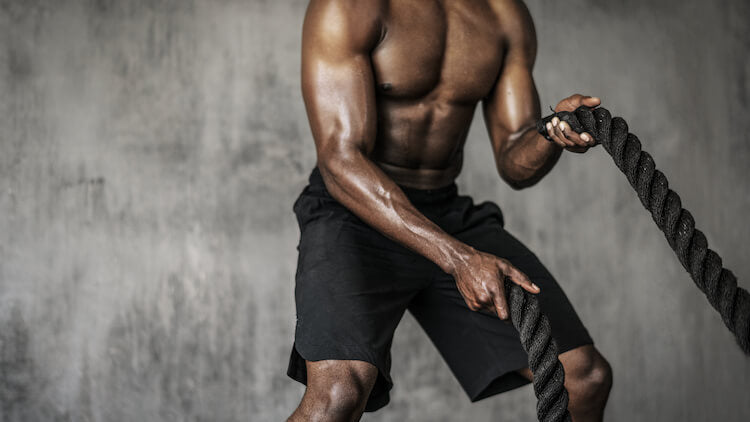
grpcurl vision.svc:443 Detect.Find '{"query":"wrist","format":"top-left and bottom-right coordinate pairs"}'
top-left (439, 240), bottom-right (476, 276)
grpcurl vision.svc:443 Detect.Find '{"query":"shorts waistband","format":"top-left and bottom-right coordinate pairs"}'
top-left (307, 166), bottom-right (458, 205)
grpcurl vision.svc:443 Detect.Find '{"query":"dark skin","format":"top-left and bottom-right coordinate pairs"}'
top-left (290, 0), bottom-right (612, 421)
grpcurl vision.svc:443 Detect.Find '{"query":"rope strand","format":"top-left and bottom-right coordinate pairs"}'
top-left (514, 106), bottom-right (750, 422)
top-left (506, 279), bottom-right (571, 421)
top-left (535, 106), bottom-right (750, 355)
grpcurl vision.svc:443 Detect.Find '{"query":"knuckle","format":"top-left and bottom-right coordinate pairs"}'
top-left (496, 301), bottom-right (507, 313)
top-left (489, 287), bottom-right (502, 299)
top-left (495, 277), bottom-right (507, 289)
top-left (515, 270), bottom-right (530, 281)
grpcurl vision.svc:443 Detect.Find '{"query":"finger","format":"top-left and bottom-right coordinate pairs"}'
top-left (580, 132), bottom-right (595, 145)
top-left (552, 121), bottom-right (575, 147)
top-left (565, 145), bottom-right (589, 153)
top-left (559, 122), bottom-right (588, 147)
top-left (558, 121), bottom-right (578, 142)
top-left (490, 287), bottom-right (509, 320)
top-left (475, 290), bottom-right (492, 308)
top-left (581, 96), bottom-right (601, 107)
top-left (547, 120), bottom-right (562, 144)
top-left (508, 267), bottom-right (539, 294)
top-left (546, 122), bottom-right (567, 148)
top-left (544, 122), bottom-right (555, 141)
top-left (466, 300), bottom-right (480, 312)
top-left (549, 118), bottom-right (568, 145)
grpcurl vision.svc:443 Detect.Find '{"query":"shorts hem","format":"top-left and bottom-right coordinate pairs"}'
top-left (467, 335), bottom-right (595, 402)
top-left (286, 341), bottom-right (393, 412)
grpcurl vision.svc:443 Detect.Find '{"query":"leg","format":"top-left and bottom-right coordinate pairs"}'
top-left (287, 179), bottom-right (428, 413)
top-left (517, 345), bottom-right (613, 422)
top-left (288, 359), bottom-right (378, 422)
top-left (407, 201), bottom-right (605, 413)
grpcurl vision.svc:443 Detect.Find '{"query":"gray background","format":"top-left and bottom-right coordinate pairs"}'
top-left (1, 0), bottom-right (749, 421)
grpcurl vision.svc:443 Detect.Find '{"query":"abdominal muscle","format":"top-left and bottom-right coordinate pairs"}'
top-left (371, 98), bottom-right (478, 190)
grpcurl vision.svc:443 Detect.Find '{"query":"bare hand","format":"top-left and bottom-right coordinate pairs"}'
top-left (450, 248), bottom-right (539, 320)
top-left (546, 94), bottom-right (601, 153)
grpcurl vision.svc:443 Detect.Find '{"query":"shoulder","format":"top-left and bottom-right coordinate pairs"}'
top-left (486, 0), bottom-right (536, 48)
top-left (303, 0), bottom-right (387, 52)
top-left (485, 0), bottom-right (536, 66)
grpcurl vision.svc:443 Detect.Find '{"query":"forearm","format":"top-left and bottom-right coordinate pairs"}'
top-left (498, 125), bottom-right (563, 189)
top-left (318, 150), bottom-right (472, 274)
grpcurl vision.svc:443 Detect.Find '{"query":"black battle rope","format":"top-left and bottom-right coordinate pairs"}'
top-left (508, 105), bottom-right (750, 422)
top-left (505, 279), bottom-right (571, 421)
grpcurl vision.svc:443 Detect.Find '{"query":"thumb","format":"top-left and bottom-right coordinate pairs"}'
top-left (581, 96), bottom-right (601, 107)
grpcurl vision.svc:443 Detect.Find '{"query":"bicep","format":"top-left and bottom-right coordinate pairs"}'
top-left (301, 0), bottom-right (380, 160)
top-left (482, 62), bottom-right (541, 148)
top-left (482, 0), bottom-right (540, 154)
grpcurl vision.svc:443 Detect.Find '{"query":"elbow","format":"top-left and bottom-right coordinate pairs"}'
top-left (317, 144), bottom-right (361, 178)
top-left (506, 179), bottom-right (530, 191)
top-left (497, 164), bottom-right (539, 191)
top-left (316, 144), bottom-right (368, 195)
top-left (503, 174), bottom-right (538, 190)
top-left (317, 155), bottom-right (342, 180)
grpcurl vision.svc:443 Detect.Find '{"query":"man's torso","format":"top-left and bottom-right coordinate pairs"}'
top-left (367, 0), bottom-right (508, 189)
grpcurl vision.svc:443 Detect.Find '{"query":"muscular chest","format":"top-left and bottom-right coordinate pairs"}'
top-left (371, 0), bottom-right (504, 103)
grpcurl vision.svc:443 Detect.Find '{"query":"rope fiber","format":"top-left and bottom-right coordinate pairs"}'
top-left (505, 279), bottom-right (572, 421)
top-left (509, 106), bottom-right (750, 421)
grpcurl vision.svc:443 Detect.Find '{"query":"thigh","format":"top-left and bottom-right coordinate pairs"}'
top-left (454, 212), bottom-right (593, 354)
top-left (293, 193), bottom-right (433, 354)
top-left (289, 188), bottom-right (434, 411)
top-left (407, 204), bottom-right (593, 401)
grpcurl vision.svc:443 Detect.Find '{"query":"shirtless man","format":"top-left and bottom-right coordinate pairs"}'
top-left (286, 0), bottom-right (612, 420)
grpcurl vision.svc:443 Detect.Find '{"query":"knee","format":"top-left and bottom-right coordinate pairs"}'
top-left (566, 350), bottom-right (613, 404)
top-left (304, 378), bottom-right (372, 420)
top-left (324, 379), bottom-right (370, 415)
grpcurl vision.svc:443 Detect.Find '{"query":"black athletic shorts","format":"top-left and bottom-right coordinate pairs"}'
top-left (286, 167), bottom-right (593, 412)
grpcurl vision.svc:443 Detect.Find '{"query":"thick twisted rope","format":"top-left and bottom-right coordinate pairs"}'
top-left (505, 106), bottom-right (750, 422)
top-left (536, 106), bottom-right (750, 355)
top-left (505, 279), bottom-right (571, 422)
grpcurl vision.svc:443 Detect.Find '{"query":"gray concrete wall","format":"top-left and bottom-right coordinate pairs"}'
top-left (0, 0), bottom-right (748, 420)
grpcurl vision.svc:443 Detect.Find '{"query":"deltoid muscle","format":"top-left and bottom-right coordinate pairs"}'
top-left (505, 106), bottom-right (750, 422)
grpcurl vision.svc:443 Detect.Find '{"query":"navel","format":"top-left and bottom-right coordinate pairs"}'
top-left (380, 83), bottom-right (393, 92)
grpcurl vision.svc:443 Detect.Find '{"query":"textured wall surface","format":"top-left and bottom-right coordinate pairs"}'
top-left (0, 0), bottom-right (748, 421)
